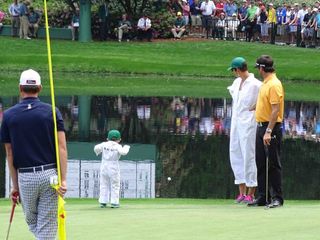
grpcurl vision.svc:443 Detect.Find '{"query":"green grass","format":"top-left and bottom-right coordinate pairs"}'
top-left (0, 37), bottom-right (320, 100)
top-left (0, 198), bottom-right (319, 240)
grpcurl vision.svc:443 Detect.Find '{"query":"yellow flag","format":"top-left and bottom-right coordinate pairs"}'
top-left (51, 185), bottom-right (67, 239)
top-left (58, 196), bottom-right (67, 240)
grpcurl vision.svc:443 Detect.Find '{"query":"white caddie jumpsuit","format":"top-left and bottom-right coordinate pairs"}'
top-left (94, 141), bottom-right (130, 205)
top-left (228, 73), bottom-right (262, 187)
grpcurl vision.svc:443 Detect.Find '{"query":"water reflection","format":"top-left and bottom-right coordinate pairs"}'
top-left (63, 96), bottom-right (232, 142)
top-left (1, 96), bottom-right (320, 143)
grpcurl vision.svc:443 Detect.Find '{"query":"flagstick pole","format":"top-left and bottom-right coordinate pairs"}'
top-left (43, 1), bottom-right (66, 239)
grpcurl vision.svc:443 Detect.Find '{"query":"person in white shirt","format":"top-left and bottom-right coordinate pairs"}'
top-left (297, 3), bottom-right (308, 25)
top-left (137, 12), bottom-right (152, 41)
top-left (225, 13), bottom-right (240, 40)
top-left (216, 12), bottom-right (226, 39)
top-left (8, 0), bottom-right (20, 37)
top-left (94, 130), bottom-right (130, 208)
top-left (200, 0), bottom-right (216, 38)
top-left (297, 3), bottom-right (308, 45)
top-left (227, 57), bottom-right (262, 204)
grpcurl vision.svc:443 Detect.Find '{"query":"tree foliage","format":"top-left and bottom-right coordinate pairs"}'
top-left (63, 0), bottom-right (161, 20)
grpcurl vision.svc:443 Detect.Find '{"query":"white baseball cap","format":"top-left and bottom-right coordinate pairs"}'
top-left (19, 69), bottom-right (41, 86)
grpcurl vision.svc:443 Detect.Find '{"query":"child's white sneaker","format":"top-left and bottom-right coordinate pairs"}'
top-left (111, 203), bottom-right (120, 208)
top-left (100, 203), bottom-right (107, 208)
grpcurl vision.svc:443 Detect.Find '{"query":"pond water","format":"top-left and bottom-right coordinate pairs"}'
top-left (2, 96), bottom-right (318, 142)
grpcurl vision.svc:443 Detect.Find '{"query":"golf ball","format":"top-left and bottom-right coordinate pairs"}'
top-left (167, 177), bottom-right (171, 181)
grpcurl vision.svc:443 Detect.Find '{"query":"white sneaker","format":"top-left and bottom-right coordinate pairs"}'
top-left (24, 37), bottom-right (31, 40)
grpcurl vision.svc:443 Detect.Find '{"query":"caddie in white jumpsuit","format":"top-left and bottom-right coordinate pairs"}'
top-left (94, 130), bottom-right (130, 208)
top-left (227, 57), bottom-right (262, 204)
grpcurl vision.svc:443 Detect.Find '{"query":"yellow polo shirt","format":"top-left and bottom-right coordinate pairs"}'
top-left (267, 8), bottom-right (276, 24)
top-left (255, 73), bottom-right (284, 123)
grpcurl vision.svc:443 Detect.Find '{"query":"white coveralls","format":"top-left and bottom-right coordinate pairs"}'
top-left (94, 141), bottom-right (130, 205)
top-left (228, 73), bottom-right (262, 187)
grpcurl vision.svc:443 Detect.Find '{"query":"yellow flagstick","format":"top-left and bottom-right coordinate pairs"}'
top-left (43, 0), bottom-right (67, 239)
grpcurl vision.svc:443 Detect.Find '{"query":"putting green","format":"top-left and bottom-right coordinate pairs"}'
top-left (0, 198), bottom-right (319, 240)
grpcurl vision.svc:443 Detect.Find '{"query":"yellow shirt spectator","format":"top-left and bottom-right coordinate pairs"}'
top-left (255, 73), bottom-right (284, 123)
top-left (267, 7), bottom-right (276, 23)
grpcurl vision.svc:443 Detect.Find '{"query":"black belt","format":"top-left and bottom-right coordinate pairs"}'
top-left (257, 122), bottom-right (269, 127)
top-left (257, 122), bottom-right (281, 127)
top-left (18, 163), bottom-right (57, 173)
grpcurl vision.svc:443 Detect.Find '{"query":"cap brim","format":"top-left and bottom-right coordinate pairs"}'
top-left (227, 67), bottom-right (233, 71)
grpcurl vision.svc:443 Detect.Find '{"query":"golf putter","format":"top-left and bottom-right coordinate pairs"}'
top-left (6, 192), bottom-right (19, 240)
top-left (264, 145), bottom-right (269, 210)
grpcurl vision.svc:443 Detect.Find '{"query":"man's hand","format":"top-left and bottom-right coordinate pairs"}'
top-left (57, 180), bottom-right (67, 197)
top-left (249, 104), bottom-right (256, 111)
top-left (10, 189), bottom-right (20, 204)
top-left (263, 132), bottom-right (271, 145)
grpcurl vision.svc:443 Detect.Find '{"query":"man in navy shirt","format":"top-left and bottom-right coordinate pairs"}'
top-left (0, 69), bottom-right (67, 240)
top-left (28, 7), bottom-right (41, 38)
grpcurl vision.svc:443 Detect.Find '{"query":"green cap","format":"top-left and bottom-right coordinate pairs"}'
top-left (107, 130), bottom-right (121, 140)
top-left (227, 57), bottom-right (246, 71)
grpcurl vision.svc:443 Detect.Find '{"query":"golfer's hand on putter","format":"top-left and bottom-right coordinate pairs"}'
top-left (263, 132), bottom-right (271, 145)
top-left (10, 190), bottom-right (20, 204)
top-left (57, 180), bottom-right (67, 197)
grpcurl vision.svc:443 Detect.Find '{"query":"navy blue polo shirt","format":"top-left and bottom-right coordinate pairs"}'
top-left (0, 97), bottom-right (65, 169)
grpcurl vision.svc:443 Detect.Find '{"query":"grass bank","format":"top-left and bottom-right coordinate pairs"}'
top-left (0, 37), bottom-right (319, 100)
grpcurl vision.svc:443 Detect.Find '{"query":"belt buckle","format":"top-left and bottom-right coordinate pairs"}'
top-left (257, 122), bottom-right (262, 127)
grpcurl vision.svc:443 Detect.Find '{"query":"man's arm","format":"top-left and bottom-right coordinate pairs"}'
top-left (137, 19), bottom-right (142, 29)
top-left (57, 131), bottom-right (67, 196)
top-left (263, 103), bottom-right (280, 145)
top-left (147, 19), bottom-right (152, 30)
top-left (36, 12), bottom-right (41, 25)
top-left (4, 143), bottom-right (19, 197)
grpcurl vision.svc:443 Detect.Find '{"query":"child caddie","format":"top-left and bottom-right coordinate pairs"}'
top-left (94, 130), bottom-right (130, 208)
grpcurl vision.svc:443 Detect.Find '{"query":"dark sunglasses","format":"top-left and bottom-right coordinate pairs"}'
top-left (255, 63), bottom-right (266, 68)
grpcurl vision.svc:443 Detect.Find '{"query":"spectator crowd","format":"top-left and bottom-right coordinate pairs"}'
top-left (167, 0), bottom-right (320, 47)
top-left (1, 0), bottom-right (320, 47)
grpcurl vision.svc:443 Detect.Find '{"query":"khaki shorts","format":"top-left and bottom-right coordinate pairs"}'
top-left (191, 15), bottom-right (202, 26)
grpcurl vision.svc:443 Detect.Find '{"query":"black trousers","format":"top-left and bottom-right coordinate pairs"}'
top-left (256, 123), bottom-right (283, 204)
top-left (99, 20), bottom-right (109, 41)
top-left (137, 29), bottom-right (152, 41)
top-left (246, 20), bottom-right (256, 42)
